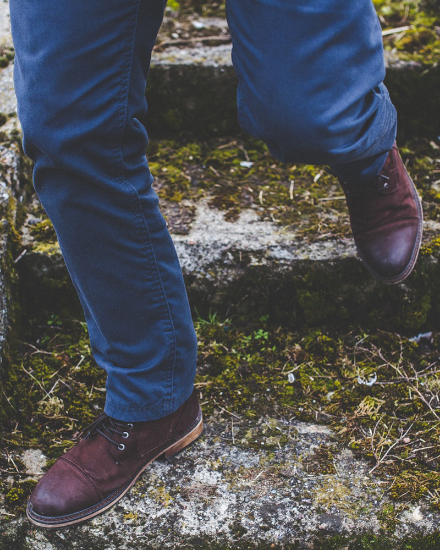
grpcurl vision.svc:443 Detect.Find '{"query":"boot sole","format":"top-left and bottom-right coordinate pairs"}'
top-left (26, 408), bottom-right (203, 529)
top-left (356, 166), bottom-right (423, 285)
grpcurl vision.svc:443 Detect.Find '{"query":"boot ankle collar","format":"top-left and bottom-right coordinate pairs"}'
top-left (340, 174), bottom-right (391, 196)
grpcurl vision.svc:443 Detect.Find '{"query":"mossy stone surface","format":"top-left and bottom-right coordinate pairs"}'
top-left (18, 137), bottom-right (440, 333)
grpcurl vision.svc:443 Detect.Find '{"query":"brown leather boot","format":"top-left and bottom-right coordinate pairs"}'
top-left (339, 143), bottom-right (423, 284)
top-left (27, 389), bottom-right (203, 528)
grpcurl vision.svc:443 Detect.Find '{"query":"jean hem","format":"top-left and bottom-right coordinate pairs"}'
top-left (104, 382), bottom-right (195, 422)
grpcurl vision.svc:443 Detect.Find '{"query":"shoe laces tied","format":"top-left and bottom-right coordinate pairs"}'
top-left (82, 414), bottom-right (134, 451)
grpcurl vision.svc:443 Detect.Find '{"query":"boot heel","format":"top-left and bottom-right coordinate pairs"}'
top-left (164, 416), bottom-right (203, 459)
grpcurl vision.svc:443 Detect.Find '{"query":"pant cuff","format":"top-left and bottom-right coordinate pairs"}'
top-left (104, 383), bottom-right (195, 422)
top-left (330, 149), bottom-right (389, 184)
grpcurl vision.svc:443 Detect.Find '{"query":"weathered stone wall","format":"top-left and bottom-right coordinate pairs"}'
top-left (0, 1), bottom-right (30, 373)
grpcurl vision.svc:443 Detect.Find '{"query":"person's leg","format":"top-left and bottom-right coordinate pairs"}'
top-left (10, 0), bottom-right (203, 528)
top-left (226, 0), bottom-right (422, 283)
top-left (226, 0), bottom-right (396, 179)
top-left (10, 0), bottom-right (197, 422)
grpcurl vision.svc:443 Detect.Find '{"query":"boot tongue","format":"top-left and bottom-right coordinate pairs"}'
top-left (82, 413), bottom-right (129, 439)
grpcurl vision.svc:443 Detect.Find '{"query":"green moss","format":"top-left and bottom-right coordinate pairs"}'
top-left (389, 470), bottom-right (440, 507)
top-left (421, 237), bottom-right (440, 256)
top-left (166, 0), bottom-right (181, 12)
top-left (0, 46), bottom-right (14, 68)
top-left (165, 0), bottom-right (225, 17)
top-left (190, 316), bottom-right (440, 506)
top-left (0, 313), bottom-right (106, 466)
top-left (304, 444), bottom-right (337, 475)
top-left (377, 502), bottom-right (402, 531)
top-left (373, 0), bottom-right (440, 65)
top-left (236, 417), bottom-right (293, 450)
top-left (28, 218), bottom-right (57, 244)
top-left (146, 136), bottom-right (349, 238)
top-left (145, 136), bottom-right (440, 240)
top-left (5, 479), bottom-right (37, 513)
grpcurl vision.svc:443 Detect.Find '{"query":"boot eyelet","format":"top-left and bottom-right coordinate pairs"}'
top-left (122, 431), bottom-right (129, 439)
top-left (127, 423), bottom-right (134, 429)
top-left (118, 443), bottom-right (125, 451)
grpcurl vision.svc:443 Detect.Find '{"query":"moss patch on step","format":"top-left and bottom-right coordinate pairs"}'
top-left (19, 137), bottom-right (440, 333)
top-left (0, 46), bottom-right (15, 70)
top-left (375, 0), bottom-right (440, 65)
top-left (165, 0), bottom-right (225, 18)
top-left (146, 136), bottom-right (440, 238)
top-left (196, 317), bottom-right (440, 510)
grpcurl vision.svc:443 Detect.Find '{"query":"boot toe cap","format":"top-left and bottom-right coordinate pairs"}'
top-left (357, 220), bottom-right (421, 282)
top-left (28, 458), bottom-right (101, 521)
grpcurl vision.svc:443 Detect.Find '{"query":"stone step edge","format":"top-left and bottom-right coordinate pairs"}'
top-left (19, 197), bottom-right (440, 332)
top-left (146, 45), bottom-right (440, 139)
top-left (151, 43), bottom-right (426, 71)
top-left (22, 199), bottom-right (440, 274)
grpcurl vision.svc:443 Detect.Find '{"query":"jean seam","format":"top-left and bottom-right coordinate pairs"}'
top-left (110, 0), bottom-right (176, 409)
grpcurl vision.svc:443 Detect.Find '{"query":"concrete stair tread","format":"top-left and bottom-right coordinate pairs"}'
top-left (21, 136), bottom-right (440, 266)
top-left (2, 417), bottom-right (440, 548)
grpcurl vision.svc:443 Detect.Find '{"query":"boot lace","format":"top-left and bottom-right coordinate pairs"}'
top-left (82, 414), bottom-right (133, 451)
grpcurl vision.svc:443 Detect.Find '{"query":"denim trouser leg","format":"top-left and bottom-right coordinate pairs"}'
top-left (226, 0), bottom-right (398, 184)
top-left (9, 0), bottom-right (197, 421)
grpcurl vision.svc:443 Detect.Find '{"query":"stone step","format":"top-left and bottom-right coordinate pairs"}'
top-left (2, 300), bottom-right (440, 548)
top-left (2, 418), bottom-right (440, 549)
top-left (145, 4), bottom-right (440, 139)
top-left (19, 136), bottom-right (440, 333)
top-left (0, 3), bottom-right (438, 141)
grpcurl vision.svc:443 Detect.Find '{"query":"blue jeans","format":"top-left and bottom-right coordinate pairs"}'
top-left (9, 0), bottom-right (397, 421)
